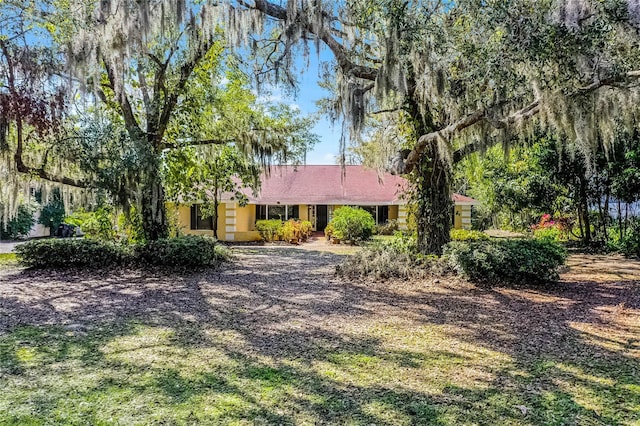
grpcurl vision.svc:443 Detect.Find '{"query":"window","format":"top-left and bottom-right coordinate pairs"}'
top-left (378, 205), bottom-right (389, 224)
top-left (356, 205), bottom-right (389, 225)
top-left (190, 205), bottom-right (213, 230)
top-left (256, 204), bottom-right (299, 221)
top-left (268, 205), bottom-right (286, 220)
top-left (256, 205), bottom-right (267, 220)
top-left (360, 206), bottom-right (376, 219)
top-left (287, 205), bottom-right (299, 220)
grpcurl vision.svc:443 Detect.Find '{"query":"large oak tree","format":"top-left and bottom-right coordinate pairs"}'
top-left (214, 0), bottom-right (640, 254)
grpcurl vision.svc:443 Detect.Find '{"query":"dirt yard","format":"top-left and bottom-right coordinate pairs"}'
top-left (0, 249), bottom-right (638, 425)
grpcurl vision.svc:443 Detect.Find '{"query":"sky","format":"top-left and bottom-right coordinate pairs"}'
top-left (267, 48), bottom-right (343, 165)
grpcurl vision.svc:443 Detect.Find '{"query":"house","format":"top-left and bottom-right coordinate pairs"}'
top-left (175, 165), bottom-right (479, 241)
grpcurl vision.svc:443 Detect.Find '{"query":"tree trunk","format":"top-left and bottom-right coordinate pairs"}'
top-left (579, 175), bottom-right (591, 243)
top-left (212, 193), bottom-right (219, 240)
top-left (140, 163), bottom-right (168, 241)
top-left (415, 145), bottom-right (452, 256)
top-left (618, 199), bottom-right (623, 240)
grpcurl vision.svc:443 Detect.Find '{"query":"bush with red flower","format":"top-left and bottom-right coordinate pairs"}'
top-left (531, 214), bottom-right (574, 241)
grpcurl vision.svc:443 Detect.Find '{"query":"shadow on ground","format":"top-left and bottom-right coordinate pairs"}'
top-left (0, 248), bottom-right (638, 424)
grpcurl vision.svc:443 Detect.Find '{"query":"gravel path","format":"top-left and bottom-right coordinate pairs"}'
top-left (0, 241), bottom-right (21, 254)
top-left (1, 248), bottom-right (638, 358)
top-left (0, 248), bottom-right (350, 335)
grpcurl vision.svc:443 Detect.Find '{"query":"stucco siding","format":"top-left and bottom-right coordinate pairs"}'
top-left (389, 205), bottom-right (399, 221)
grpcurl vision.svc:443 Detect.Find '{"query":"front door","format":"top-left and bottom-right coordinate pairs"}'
top-left (316, 205), bottom-right (328, 231)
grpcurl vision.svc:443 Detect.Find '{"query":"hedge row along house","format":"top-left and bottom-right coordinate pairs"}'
top-left (175, 165), bottom-right (479, 241)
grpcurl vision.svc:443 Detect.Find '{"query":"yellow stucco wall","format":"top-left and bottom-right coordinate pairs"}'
top-left (389, 205), bottom-right (399, 221)
top-left (235, 204), bottom-right (255, 232)
top-left (298, 204), bottom-right (309, 221)
top-left (454, 205), bottom-right (473, 230)
top-left (176, 202), bottom-right (473, 240)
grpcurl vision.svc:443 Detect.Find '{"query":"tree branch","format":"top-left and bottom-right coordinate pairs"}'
top-left (161, 138), bottom-right (231, 150)
top-left (402, 70), bottom-right (640, 173)
top-left (250, 0), bottom-right (379, 81)
top-left (101, 55), bottom-right (144, 139)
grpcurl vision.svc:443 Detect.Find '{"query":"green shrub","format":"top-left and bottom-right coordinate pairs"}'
top-left (532, 226), bottom-right (562, 242)
top-left (329, 207), bottom-right (376, 243)
top-left (443, 239), bottom-right (567, 284)
top-left (299, 220), bottom-right (313, 239)
top-left (15, 236), bottom-right (229, 268)
top-left (450, 229), bottom-right (490, 241)
top-left (324, 222), bottom-right (334, 240)
top-left (256, 219), bottom-right (283, 242)
top-left (65, 207), bottom-right (115, 241)
top-left (610, 218), bottom-right (640, 257)
top-left (280, 220), bottom-right (298, 242)
top-left (279, 219), bottom-right (313, 243)
top-left (375, 219), bottom-right (399, 235)
top-left (38, 190), bottom-right (66, 235)
top-left (1, 204), bottom-right (35, 240)
top-left (337, 232), bottom-right (440, 280)
top-left (136, 235), bottom-right (228, 267)
top-left (15, 238), bottom-right (130, 268)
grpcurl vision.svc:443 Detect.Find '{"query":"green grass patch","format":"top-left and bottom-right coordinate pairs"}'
top-left (0, 253), bottom-right (17, 265)
top-left (1, 320), bottom-right (637, 425)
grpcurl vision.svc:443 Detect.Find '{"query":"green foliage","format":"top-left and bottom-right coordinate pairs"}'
top-left (374, 219), bottom-right (399, 236)
top-left (116, 209), bottom-right (146, 244)
top-left (15, 236), bottom-right (229, 268)
top-left (15, 239), bottom-right (130, 268)
top-left (65, 207), bottom-right (115, 241)
top-left (38, 189), bottom-right (65, 233)
top-left (608, 218), bottom-right (640, 257)
top-left (328, 207), bottom-right (376, 243)
top-left (532, 226), bottom-right (562, 243)
top-left (337, 232), bottom-right (439, 280)
top-left (280, 219), bottom-right (313, 243)
top-left (256, 219), bottom-right (283, 242)
top-left (136, 236), bottom-right (228, 267)
top-left (1, 204), bottom-right (35, 240)
top-left (324, 222), bottom-right (334, 240)
top-left (0, 253), bottom-right (17, 266)
top-left (256, 219), bottom-right (313, 243)
top-left (443, 239), bottom-right (567, 284)
top-left (455, 141), bottom-right (565, 231)
top-left (450, 229), bottom-right (489, 241)
top-left (165, 145), bottom-right (260, 239)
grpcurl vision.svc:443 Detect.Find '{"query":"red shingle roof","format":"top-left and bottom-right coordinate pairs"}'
top-left (239, 165), bottom-right (478, 206)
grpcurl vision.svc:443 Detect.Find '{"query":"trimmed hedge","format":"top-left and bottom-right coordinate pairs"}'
top-left (136, 236), bottom-right (229, 267)
top-left (15, 238), bottom-right (130, 268)
top-left (443, 239), bottom-right (567, 284)
top-left (15, 235), bottom-right (229, 268)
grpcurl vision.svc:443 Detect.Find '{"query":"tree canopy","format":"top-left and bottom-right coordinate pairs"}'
top-left (212, 0), bottom-right (640, 253)
top-left (1, 0), bottom-right (318, 240)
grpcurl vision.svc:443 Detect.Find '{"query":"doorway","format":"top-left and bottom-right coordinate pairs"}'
top-left (316, 205), bottom-right (328, 231)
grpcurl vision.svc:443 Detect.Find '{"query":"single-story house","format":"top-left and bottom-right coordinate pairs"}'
top-left (175, 165), bottom-right (479, 242)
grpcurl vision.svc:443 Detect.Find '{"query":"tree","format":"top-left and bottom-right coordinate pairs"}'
top-left (165, 145), bottom-right (259, 238)
top-left (212, 0), bottom-right (640, 254)
top-left (2, 0), bottom-right (318, 241)
top-left (0, 2), bottom-right (85, 225)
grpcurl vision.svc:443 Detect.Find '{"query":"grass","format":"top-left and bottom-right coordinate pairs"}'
top-left (0, 249), bottom-right (638, 425)
top-left (0, 253), bottom-right (17, 265)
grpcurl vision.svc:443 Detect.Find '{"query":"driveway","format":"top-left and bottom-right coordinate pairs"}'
top-left (0, 241), bottom-right (21, 254)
